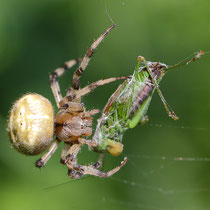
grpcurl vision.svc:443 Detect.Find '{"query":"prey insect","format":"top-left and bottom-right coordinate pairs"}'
top-left (7, 25), bottom-right (128, 179)
top-left (91, 51), bottom-right (205, 156)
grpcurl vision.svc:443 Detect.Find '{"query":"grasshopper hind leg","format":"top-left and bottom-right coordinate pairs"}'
top-left (138, 56), bottom-right (179, 120)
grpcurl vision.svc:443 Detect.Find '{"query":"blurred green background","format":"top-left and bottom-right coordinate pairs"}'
top-left (0, 0), bottom-right (210, 209)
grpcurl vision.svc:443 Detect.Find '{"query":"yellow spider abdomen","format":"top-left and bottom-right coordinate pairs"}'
top-left (7, 93), bottom-right (54, 155)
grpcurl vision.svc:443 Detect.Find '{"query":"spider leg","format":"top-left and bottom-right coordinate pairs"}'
top-left (50, 59), bottom-right (79, 107)
top-left (35, 138), bottom-right (60, 168)
top-left (62, 75), bottom-right (126, 106)
top-left (78, 138), bottom-right (98, 147)
top-left (74, 76), bottom-right (127, 99)
top-left (65, 143), bottom-right (84, 179)
top-left (78, 157), bottom-right (128, 178)
top-left (78, 109), bottom-right (100, 118)
top-left (65, 143), bottom-right (82, 163)
top-left (60, 143), bottom-right (71, 164)
top-left (71, 24), bottom-right (115, 91)
top-left (92, 153), bottom-right (104, 169)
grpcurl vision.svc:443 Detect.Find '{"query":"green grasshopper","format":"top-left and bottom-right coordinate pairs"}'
top-left (92, 51), bottom-right (205, 157)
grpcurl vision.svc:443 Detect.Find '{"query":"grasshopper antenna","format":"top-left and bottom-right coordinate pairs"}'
top-left (104, 1), bottom-right (116, 25)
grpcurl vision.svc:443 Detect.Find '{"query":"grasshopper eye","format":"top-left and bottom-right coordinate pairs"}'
top-left (7, 93), bottom-right (54, 155)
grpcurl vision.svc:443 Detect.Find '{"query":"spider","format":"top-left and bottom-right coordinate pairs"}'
top-left (8, 25), bottom-right (128, 179)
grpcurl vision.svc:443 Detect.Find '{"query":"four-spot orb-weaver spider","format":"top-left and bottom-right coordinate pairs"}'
top-left (7, 25), bottom-right (128, 179)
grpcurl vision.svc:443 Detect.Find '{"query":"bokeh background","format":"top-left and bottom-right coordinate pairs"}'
top-left (0, 0), bottom-right (210, 210)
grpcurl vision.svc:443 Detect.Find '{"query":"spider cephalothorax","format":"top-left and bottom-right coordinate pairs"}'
top-left (8, 25), bottom-right (128, 179)
top-left (55, 102), bottom-right (98, 142)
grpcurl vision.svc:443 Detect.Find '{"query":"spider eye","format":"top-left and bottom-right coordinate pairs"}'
top-left (7, 93), bottom-right (54, 155)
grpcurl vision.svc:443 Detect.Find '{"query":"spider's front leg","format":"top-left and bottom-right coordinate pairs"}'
top-left (70, 24), bottom-right (116, 92)
top-left (74, 76), bottom-right (128, 99)
top-left (79, 157), bottom-right (128, 178)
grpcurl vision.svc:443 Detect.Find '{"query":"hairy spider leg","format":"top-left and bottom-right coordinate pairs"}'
top-left (92, 153), bottom-right (105, 169)
top-left (71, 24), bottom-right (115, 91)
top-left (78, 138), bottom-right (98, 147)
top-left (74, 76), bottom-right (128, 99)
top-left (60, 143), bottom-right (71, 164)
top-left (35, 138), bottom-right (60, 167)
top-left (79, 157), bottom-right (128, 178)
top-left (66, 143), bottom-right (83, 179)
top-left (60, 76), bottom-right (127, 107)
top-left (50, 59), bottom-right (79, 107)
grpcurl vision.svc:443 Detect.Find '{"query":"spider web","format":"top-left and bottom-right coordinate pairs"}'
top-left (95, 123), bottom-right (210, 210)
top-left (44, 123), bottom-right (210, 210)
